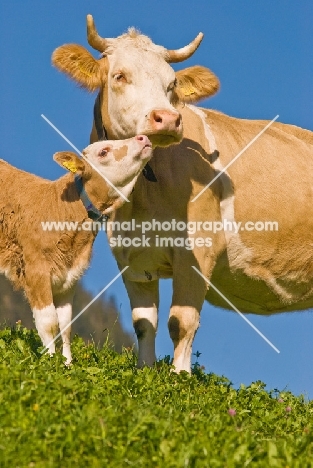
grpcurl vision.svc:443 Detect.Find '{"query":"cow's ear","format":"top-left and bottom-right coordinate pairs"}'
top-left (53, 152), bottom-right (85, 173)
top-left (175, 66), bottom-right (220, 103)
top-left (52, 44), bottom-right (102, 92)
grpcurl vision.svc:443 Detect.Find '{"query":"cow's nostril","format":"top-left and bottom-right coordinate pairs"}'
top-left (149, 109), bottom-right (182, 132)
top-left (136, 135), bottom-right (144, 141)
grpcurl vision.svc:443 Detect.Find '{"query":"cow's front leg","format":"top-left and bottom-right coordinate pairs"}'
top-left (124, 279), bottom-right (159, 367)
top-left (169, 266), bottom-right (207, 373)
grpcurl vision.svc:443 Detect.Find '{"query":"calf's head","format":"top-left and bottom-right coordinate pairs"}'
top-left (52, 15), bottom-right (220, 147)
top-left (54, 135), bottom-right (152, 213)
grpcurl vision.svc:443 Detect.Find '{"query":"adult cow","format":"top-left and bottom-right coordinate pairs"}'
top-left (52, 15), bottom-right (313, 373)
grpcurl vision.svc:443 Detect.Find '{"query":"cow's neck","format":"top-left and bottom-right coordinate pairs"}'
top-left (94, 92), bottom-right (108, 141)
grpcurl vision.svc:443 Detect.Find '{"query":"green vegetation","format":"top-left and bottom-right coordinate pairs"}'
top-left (0, 275), bottom-right (135, 351)
top-left (0, 325), bottom-right (312, 467)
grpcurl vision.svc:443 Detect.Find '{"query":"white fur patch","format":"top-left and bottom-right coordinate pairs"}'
top-left (132, 307), bottom-right (158, 367)
top-left (187, 104), bottom-right (253, 268)
top-left (106, 49), bottom-right (177, 138)
top-left (33, 304), bottom-right (58, 354)
top-left (55, 300), bottom-right (73, 365)
top-left (52, 262), bottom-right (87, 293)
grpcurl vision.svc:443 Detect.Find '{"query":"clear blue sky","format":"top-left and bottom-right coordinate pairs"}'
top-left (1, 1), bottom-right (313, 398)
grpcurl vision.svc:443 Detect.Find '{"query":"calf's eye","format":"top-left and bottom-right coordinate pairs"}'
top-left (98, 148), bottom-right (108, 157)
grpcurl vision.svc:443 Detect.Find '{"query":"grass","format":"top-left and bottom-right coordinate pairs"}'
top-left (0, 325), bottom-right (312, 467)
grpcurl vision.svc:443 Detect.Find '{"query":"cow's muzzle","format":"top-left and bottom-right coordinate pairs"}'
top-left (149, 109), bottom-right (182, 131)
top-left (146, 109), bottom-right (183, 147)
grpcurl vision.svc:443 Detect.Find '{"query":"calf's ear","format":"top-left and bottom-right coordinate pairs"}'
top-left (53, 152), bottom-right (85, 174)
top-left (52, 44), bottom-right (102, 91)
top-left (175, 66), bottom-right (220, 103)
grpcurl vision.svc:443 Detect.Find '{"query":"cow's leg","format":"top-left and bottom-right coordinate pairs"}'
top-left (168, 266), bottom-right (207, 373)
top-left (124, 279), bottom-right (159, 367)
top-left (54, 288), bottom-right (75, 365)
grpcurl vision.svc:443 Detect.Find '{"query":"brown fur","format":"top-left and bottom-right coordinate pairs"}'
top-left (106, 105), bottom-right (313, 318)
top-left (0, 156), bottom-right (100, 309)
top-left (196, 108), bottom-right (313, 313)
top-left (113, 144), bottom-right (128, 161)
top-left (52, 44), bottom-right (103, 92)
top-left (175, 66), bottom-right (220, 103)
top-left (0, 150), bottom-right (122, 364)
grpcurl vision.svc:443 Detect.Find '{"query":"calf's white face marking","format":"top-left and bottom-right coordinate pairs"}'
top-left (81, 135), bottom-right (152, 203)
top-left (82, 135), bottom-right (152, 188)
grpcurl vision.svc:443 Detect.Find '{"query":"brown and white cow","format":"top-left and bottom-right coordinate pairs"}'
top-left (0, 136), bottom-right (152, 363)
top-left (52, 15), bottom-right (313, 373)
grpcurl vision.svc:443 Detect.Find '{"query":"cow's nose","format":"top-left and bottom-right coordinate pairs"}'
top-left (149, 110), bottom-right (182, 132)
top-left (135, 135), bottom-right (151, 146)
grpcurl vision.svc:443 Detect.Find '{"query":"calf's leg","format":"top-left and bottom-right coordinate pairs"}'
top-left (54, 288), bottom-right (75, 365)
top-left (32, 304), bottom-right (58, 355)
top-left (32, 305), bottom-right (58, 354)
top-left (26, 275), bottom-right (58, 355)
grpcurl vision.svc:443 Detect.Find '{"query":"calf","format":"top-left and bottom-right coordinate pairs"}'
top-left (0, 135), bottom-right (152, 363)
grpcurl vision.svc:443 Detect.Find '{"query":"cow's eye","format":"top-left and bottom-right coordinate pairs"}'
top-left (114, 73), bottom-right (126, 83)
top-left (167, 79), bottom-right (177, 92)
top-left (98, 148), bottom-right (109, 157)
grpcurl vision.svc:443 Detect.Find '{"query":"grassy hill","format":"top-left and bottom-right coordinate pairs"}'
top-left (0, 325), bottom-right (312, 467)
top-left (0, 273), bottom-right (134, 351)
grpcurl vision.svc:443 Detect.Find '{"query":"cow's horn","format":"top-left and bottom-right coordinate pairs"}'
top-left (87, 14), bottom-right (109, 52)
top-left (166, 33), bottom-right (204, 63)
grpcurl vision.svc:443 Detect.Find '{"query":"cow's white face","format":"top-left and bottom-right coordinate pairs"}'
top-left (103, 46), bottom-right (182, 147)
top-left (52, 17), bottom-right (220, 147)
